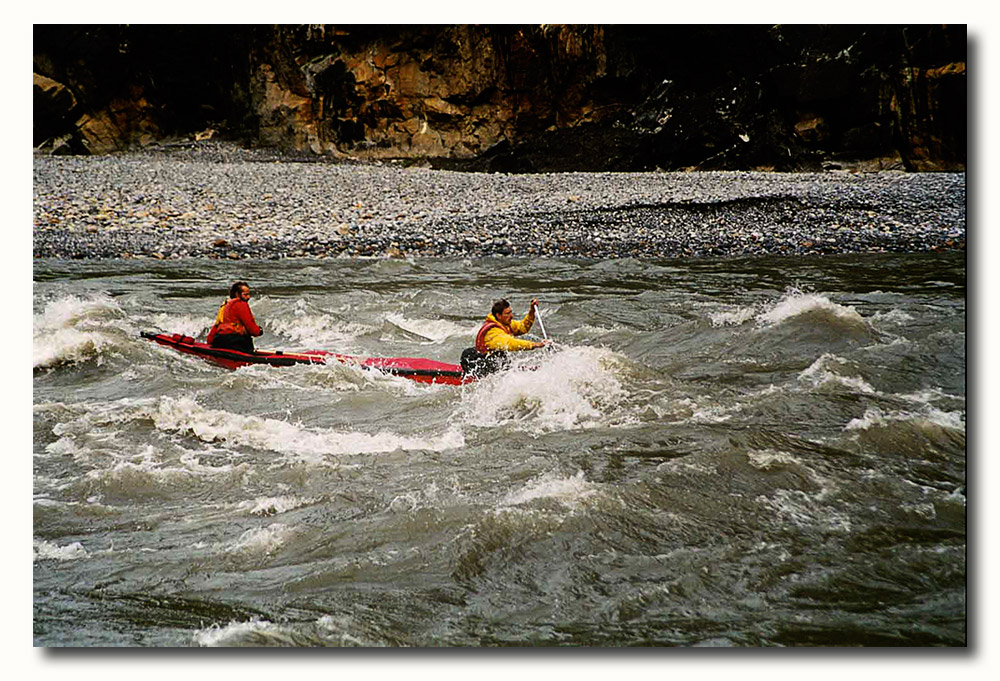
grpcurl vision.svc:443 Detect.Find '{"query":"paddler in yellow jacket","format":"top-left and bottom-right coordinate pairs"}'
top-left (461, 298), bottom-right (550, 376)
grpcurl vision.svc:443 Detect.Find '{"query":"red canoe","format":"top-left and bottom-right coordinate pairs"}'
top-left (141, 331), bottom-right (473, 386)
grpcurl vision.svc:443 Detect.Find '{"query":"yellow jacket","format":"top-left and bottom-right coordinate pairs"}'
top-left (476, 312), bottom-right (536, 352)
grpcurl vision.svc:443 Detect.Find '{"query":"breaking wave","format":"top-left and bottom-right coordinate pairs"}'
top-left (456, 345), bottom-right (634, 433)
top-left (710, 289), bottom-right (868, 331)
top-left (33, 294), bottom-right (126, 369)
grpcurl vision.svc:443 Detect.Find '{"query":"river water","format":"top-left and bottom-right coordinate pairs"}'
top-left (32, 252), bottom-right (966, 647)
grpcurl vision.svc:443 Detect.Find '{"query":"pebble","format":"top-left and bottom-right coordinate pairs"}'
top-left (32, 142), bottom-right (966, 260)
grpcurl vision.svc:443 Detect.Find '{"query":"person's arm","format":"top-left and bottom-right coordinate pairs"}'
top-left (234, 300), bottom-right (263, 336)
top-left (508, 300), bottom-right (538, 335)
top-left (484, 327), bottom-right (545, 351)
top-left (508, 314), bottom-right (535, 336)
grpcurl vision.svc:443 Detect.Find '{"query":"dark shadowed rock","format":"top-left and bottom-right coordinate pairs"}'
top-left (32, 24), bottom-right (966, 172)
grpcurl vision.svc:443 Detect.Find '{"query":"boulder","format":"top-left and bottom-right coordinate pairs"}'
top-left (33, 73), bottom-right (77, 147)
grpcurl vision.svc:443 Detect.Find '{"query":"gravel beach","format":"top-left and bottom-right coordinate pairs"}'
top-left (33, 143), bottom-right (966, 260)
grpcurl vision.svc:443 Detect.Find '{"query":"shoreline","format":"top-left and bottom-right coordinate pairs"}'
top-left (33, 145), bottom-right (966, 261)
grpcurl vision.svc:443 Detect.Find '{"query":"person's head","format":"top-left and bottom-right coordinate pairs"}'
top-left (229, 281), bottom-right (251, 301)
top-left (491, 298), bottom-right (512, 323)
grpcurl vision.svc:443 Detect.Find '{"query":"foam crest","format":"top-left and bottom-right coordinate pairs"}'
top-left (193, 616), bottom-right (370, 647)
top-left (44, 435), bottom-right (84, 457)
top-left (709, 290), bottom-right (867, 330)
top-left (387, 481), bottom-right (460, 513)
top-left (194, 618), bottom-right (276, 647)
top-left (383, 312), bottom-right (467, 343)
top-left (266, 304), bottom-right (375, 351)
top-left (152, 396), bottom-right (464, 460)
top-left (799, 353), bottom-right (876, 393)
top-left (52, 397), bottom-right (153, 436)
top-left (238, 496), bottom-right (315, 516)
top-left (757, 290), bottom-right (866, 327)
top-left (709, 305), bottom-right (759, 327)
top-left (33, 538), bottom-right (87, 561)
top-left (228, 523), bottom-right (292, 555)
top-left (756, 489), bottom-right (852, 533)
top-left (457, 346), bottom-right (632, 433)
top-left (898, 388), bottom-right (966, 407)
top-left (746, 449), bottom-right (803, 470)
top-left (567, 323), bottom-right (622, 336)
top-left (81, 447), bottom-right (240, 493)
top-left (35, 293), bottom-right (120, 329)
top-left (147, 312), bottom-right (208, 339)
top-left (870, 309), bottom-right (915, 325)
top-left (845, 406), bottom-right (965, 433)
top-left (33, 295), bottom-right (124, 369)
top-left (501, 470), bottom-right (599, 510)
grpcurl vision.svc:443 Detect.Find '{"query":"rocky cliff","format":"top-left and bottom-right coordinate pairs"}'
top-left (33, 24), bottom-right (966, 172)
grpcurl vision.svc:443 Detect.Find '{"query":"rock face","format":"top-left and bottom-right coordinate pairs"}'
top-left (33, 24), bottom-right (966, 172)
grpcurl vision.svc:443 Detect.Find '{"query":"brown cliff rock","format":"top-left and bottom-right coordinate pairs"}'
top-left (34, 73), bottom-right (79, 152)
top-left (32, 24), bottom-right (966, 172)
top-left (75, 87), bottom-right (162, 154)
top-left (253, 25), bottom-right (614, 161)
top-left (889, 62), bottom-right (966, 171)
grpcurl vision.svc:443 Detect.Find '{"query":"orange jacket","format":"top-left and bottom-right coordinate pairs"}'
top-left (206, 298), bottom-right (262, 344)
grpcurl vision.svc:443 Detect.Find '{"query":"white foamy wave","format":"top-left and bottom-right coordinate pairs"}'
top-left (34, 293), bottom-right (120, 329)
top-left (870, 308), bottom-right (915, 325)
top-left (660, 394), bottom-right (745, 425)
top-left (567, 323), bottom-right (624, 337)
top-left (897, 388), bottom-right (965, 407)
top-left (147, 312), bottom-right (209, 339)
top-left (33, 538), bottom-right (87, 561)
top-left (267, 306), bottom-right (375, 351)
top-left (757, 290), bottom-right (866, 327)
top-left (78, 444), bottom-right (247, 495)
top-left (384, 313), bottom-right (467, 343)
top-left (228, 523), bottom-right (292, 555)
top-left (756, 489), bottom-right (852, 533)
top-left (860, 336), bottom-right (915, 354)
top-left (709, 291), bottom-right (866, 330)
top-left (193, 618), bottom-right (275, 647)
top-left (845, 406), bottom-right (966, 433)
top-left (238, 496), bottom-right (315, 516)
top-left (83, 457), bottom-right (206, 490)
top-left (386, 480), bottom-right (465, 514)
top-left (746, 449), bottom-right (803, 470)
top-left (33, 295), bottom-right (126, 369)
top-left (152, 396), bottom-right (464, 460)
top-left (194, 616), bottom-right (370, 647)
top-left (176, 450), bottom-right (242, 475)
top-left (457, 346), bottom-right (632, 433)
top-left (33, 327), bottom-right (116, 369)
top-left (501, 470), bottom-right (598, 510)
top-left (656, 457), bottom-right (717, 476)
top-left (689, 402), bottom-right (741, 424)
top-left (316, 615), bottom-right (368, 646)
top-left (44, 436), bottom-right (83, 457)
top-left (799, 353), bottom-right (876, 393)
top-left (710, 305), bottom-right (759, 327)
top-left (46, 398), bottom-right (156, 469)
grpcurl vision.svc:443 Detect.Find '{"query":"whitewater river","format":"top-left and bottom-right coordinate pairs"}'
top-left (32, 252), bottom-right (966, 647)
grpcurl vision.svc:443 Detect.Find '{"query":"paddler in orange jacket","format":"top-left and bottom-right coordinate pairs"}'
top-left (461, 298), bottom-right (550, 376)
top-left (205, 281), bottom-right (263, 354)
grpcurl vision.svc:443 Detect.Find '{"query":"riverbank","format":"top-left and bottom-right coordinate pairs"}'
top-left (32, 144), bottom-right (966, 260)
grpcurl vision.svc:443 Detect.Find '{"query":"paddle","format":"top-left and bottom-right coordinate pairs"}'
top-left (532, 301), bottom-right (550, 342)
